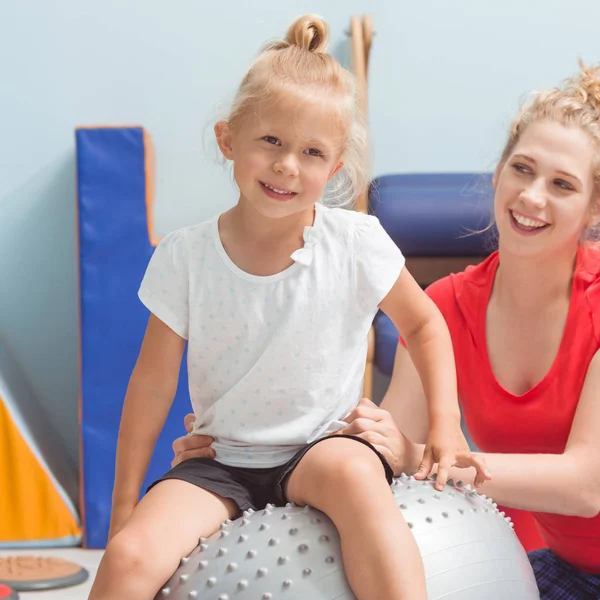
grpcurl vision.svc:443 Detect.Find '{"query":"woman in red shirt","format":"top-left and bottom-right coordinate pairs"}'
top-left (173, 63), bottom-right (600, 598)
top-left (364, 62), bottom-right (600, 598)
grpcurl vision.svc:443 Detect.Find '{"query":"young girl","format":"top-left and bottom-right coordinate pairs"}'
top-left (88, 15), bottom-right (488, 600)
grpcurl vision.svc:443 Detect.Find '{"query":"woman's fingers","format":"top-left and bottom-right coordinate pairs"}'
top-left (351, 430), bottom-right (388, 447)
top-left (454, 452), bottom-right (492, 486)
top-left (171, 433), bottom-right (214, 467)
top-left (184, 413), bottom-right (196, 433)
top-left (340, 417), bottom-right (376, 435)
top-left (343, 401), bottom-right (386, 424)
top-left (171, 445), bottom-right (215, 467)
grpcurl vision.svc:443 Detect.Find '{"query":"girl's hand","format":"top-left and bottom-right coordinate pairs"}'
top-left (414, 423), bottom-right (491, 490)
top-left (171, 414), bottom-right (215, 467)
top-left (335, 397), bottom-right (419, 476)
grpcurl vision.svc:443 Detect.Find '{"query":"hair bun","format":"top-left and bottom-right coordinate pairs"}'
top-left (574, 59), bottom-right (600, 111)
top-left (285, 14), bottom-right (329, 53)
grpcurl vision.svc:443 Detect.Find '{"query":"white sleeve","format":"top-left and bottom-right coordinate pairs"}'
top-left (353, 214), bottom-right (405, 312)
top-left (138, 229), bottom-right (190, 339)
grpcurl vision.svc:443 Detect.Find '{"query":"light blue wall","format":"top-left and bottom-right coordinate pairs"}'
top-left (1, 0), bottom-right (598, 464)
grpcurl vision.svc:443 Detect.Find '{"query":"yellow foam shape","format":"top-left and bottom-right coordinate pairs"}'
top-left (0, 397), bottom-right (81, 543)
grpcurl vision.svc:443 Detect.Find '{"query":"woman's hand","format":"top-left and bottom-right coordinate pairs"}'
top-left (171, 414), bottom-right (215, 467)
top-left (414, 422), bottom-right (492, 490)
top-left (336, 397), bottom-right (420, 476)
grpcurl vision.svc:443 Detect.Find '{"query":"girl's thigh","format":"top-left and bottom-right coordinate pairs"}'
top-left (284, 436), bottom-right (390, 509)
top-left (114, 478), bottom-right (239, 562)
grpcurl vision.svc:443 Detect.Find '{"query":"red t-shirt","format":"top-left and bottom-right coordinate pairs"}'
top-left (403, 248), bottom-right (600, 573)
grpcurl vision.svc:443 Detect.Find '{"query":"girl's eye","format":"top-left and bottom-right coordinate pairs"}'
top-left (306, 148), bottom-right (324, 157)
top-left (555, 179), bottom-right (574, 191)
top-left (263, 136), bottom-right (280, 145)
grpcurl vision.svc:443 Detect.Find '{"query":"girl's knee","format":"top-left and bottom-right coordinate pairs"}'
top-left (105, 529), bottom-right (153, 577)
top-left (333, 446), bottom-right (385, 489)
top-left (305, 439), bottom-right (385, 490)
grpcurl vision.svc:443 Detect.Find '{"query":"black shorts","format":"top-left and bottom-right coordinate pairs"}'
top-left (147, 434), bottom-right (393, 513)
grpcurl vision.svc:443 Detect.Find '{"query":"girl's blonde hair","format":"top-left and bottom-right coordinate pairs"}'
top-left (499, 61), bottom-right (600, 239)
top-left (226, 14), bottom-right (368, 207)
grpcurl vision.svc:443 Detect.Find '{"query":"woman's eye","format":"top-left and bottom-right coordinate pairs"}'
top-left (263, 136), bottom-right (280, 145)
top-left (511, 163), bottom-right (529, 174)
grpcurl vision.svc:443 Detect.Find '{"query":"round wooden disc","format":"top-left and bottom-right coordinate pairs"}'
top-left (0, 556), bottom-right (88, 591)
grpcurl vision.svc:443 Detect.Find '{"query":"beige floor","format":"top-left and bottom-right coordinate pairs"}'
top-left (0, 548), bottom-right (103, 599)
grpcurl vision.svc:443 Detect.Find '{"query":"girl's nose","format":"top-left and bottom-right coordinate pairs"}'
top-left (273, 153), bottom-right (299, 177)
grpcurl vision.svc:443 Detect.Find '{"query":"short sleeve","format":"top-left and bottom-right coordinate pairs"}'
top-left (353, 214), bottom-right (405, 311)
top-left (138, 230), bottom-right (189, 339)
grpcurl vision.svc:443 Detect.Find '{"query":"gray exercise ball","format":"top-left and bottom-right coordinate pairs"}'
top-left (155, 475), bottom-right (540, 599)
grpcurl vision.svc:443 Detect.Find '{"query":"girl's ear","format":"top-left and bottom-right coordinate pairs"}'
top-left (215, 121), bottom-right (234, 160)
top-left (328, 161), bottom-right (344, 181)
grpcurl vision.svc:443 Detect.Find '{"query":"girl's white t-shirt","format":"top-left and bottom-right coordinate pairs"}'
top-left (138, 203), bottom-right (404, 467)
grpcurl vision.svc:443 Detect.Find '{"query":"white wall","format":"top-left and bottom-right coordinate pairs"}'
top-left (1, 0), bottom-right (597, 463)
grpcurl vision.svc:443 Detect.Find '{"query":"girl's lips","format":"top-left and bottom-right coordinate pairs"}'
top-left (260, 181), bottom-right (298, 201)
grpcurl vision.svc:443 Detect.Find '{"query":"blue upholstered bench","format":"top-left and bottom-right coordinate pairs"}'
top-left (369, 173), bottom-right (494, 377)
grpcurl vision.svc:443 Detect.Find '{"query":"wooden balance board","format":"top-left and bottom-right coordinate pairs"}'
top-left (0, 556), bottom-right (88, 591)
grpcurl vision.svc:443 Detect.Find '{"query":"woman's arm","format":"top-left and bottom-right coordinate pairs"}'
top-left (110, 314), bottom-right (187, 538)
top-left (377, 343), bottom-right (600, 518)
top-left (466, 348), bottom-right (600, 518)
top-left (379, 340), bottom-right (429, 445)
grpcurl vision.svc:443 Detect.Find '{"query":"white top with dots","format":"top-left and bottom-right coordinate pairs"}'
top-left (138, 202), bottom-right (405, 467)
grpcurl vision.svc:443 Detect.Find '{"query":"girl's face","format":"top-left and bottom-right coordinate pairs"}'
top-left (493, 120), bottom-right (598, 260)
top-left (216, 90), bottom-right (344, 221)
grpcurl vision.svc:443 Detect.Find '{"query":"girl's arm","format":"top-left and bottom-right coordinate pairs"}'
top-left (109, 314), bottom-right (187, 538)
top-left (379, 268), bottom-right (459, 426)
top-left (381, 343), bottom-right (600, 518)
top-left (379, 268), bottom-right (489, 488)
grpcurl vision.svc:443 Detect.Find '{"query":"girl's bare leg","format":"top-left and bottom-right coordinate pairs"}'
top-left (285, 438), bottom-right (427, 600)
top-left (88, 479), bottom-right (238, 600)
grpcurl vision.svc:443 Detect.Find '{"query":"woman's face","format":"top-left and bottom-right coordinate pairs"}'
top-left (493, 120), bottom-right (598, 260)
